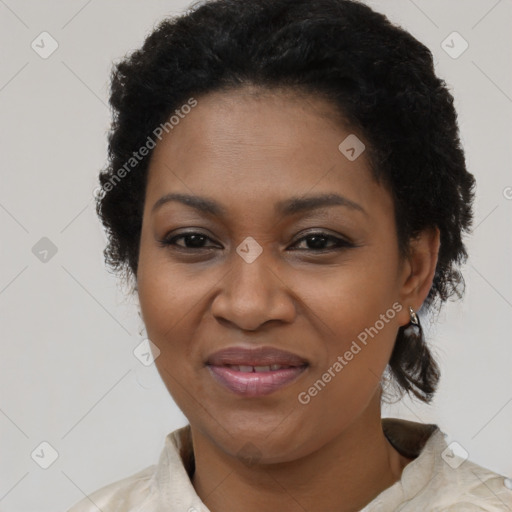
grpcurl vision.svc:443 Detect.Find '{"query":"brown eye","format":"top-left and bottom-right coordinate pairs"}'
top-left (159, 231), bottom-right (355, 253)
top-left (159, 232), bottom-right (218, 250)
top-left (290, 232), bottom-right (354, 251)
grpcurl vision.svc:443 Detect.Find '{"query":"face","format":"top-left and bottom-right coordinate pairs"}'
top-left (137, 87), bottom-right (413, 463)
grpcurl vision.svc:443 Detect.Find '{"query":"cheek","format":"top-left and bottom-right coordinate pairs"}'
top-left (295, 246), bottom-right (401, 337)
top-left (136, 261), bottom-right (209, 416)
top-left (293, 288), bottom-right (400, 450)
top-left (137, 264), bottom-right (200, 349)
top-left (137, 225), bottom-right (205, 330)
top-left (136, 245), bottom-right (225, 396)
top-left (292, 246), bottom-right (402, 403)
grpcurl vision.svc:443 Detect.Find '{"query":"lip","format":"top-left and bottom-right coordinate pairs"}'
top-left (206, 346), bottom-right (309, 397)
top-left (206, 346), bottom-right (308, 367)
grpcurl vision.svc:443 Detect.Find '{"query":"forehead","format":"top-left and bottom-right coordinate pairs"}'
top-left (150, 86), bottom-right (351, 161)
top-left (145, 87), bottom-right (390, 218)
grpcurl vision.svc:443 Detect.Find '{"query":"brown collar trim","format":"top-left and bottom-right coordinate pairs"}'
top-left (176, 425), bottom-right (195, 478)
top-left (382, 417), bottom-right (438, 459)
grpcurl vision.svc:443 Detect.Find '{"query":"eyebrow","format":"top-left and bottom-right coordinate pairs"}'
top-left (151, 192), bottom-right (366, 217)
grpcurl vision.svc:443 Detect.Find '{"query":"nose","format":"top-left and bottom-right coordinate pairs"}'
top-left (211, 248), bottom-right (296, 331)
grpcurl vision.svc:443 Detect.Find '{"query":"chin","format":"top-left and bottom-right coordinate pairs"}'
top-left (198, 414), bottom-right (317, 464)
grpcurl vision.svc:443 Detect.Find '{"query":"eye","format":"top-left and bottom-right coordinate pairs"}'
top-left (290, 232), bottom-right (354, 252)
top-left (159, 232), bottom-right (218, 250)
top-left (159, 231), bottom-right (355, 252)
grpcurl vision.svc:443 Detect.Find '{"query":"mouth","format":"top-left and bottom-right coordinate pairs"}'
top-left (218, 364), bottom-right (299, 372)
top-left (205, 346), bottom-right (309, 397)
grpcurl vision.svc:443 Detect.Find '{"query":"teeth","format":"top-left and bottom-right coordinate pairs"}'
top-left (254, 365), bottom-right (271, 372)
top-left (226, 364), bottom-right (292, 372)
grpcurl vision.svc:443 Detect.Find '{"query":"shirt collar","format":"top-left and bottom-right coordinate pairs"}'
top-left (152, 418), bottom-right (442, 511)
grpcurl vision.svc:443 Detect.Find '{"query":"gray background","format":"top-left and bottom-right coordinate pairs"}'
top-left (0, 1), bottom-right (511, 510)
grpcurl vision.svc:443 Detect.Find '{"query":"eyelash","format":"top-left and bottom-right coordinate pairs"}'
top-left (158, 231), bottom-right (355, 253)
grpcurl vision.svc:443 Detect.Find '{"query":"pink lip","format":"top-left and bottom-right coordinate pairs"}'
top-left (207, 365), bottom-right (307, 396)
top-left (205, 346), bottom-right (308, 397)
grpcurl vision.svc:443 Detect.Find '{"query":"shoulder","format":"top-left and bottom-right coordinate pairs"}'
top-left (402, 429), bottom-right (512, 511)
top-left (381, 419), bottom-right (512, 511)
top-left (431, 455), bottom-right (512, 511)
top-left (66, 464), bottom-right (157, 512)
top-left (66, 425), bottom-right (195, 512)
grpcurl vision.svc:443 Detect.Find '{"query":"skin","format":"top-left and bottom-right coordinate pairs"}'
top-left (136, 86), bottom-right (440, 512)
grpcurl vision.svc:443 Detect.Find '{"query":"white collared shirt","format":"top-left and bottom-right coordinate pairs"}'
top-left (67, 418), bottom-right (512, 511)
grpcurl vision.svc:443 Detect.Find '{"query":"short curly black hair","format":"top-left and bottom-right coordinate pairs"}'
top-left (96, 0), bottom-right (475, 403)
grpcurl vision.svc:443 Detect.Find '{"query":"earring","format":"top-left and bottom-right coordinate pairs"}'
top-left (408, 306), bottom-right (419, 326)
top-left (404, 306), bottom-right (422, 338)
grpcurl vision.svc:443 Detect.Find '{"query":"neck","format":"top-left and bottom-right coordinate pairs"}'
top-left (191, 394), bottom-right (411, 512)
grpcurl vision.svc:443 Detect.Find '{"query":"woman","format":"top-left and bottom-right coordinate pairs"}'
top-left (68, 0), bottom-right (512, 510)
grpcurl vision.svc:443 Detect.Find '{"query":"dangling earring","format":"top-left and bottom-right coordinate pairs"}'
top-left (404, 306), bottom-right (421, 338)
top-left (408, 306), bottom-right (419, 326)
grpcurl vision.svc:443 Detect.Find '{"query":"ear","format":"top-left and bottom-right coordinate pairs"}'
top-left (397, 227), bottom-right (440, 327)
